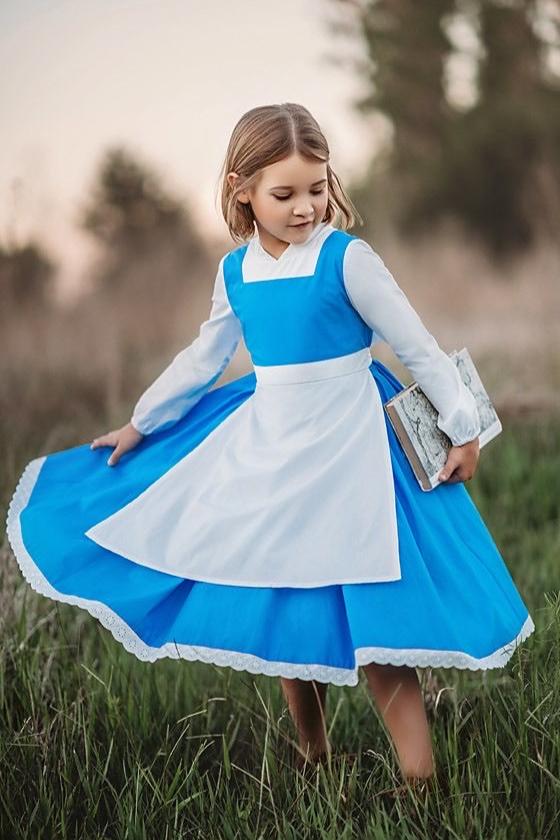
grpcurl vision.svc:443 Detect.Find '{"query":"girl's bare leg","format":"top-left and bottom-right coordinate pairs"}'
top-left (362, 662), bottom-right (435, 780)
top-left (280, 678), bottom-right (331, 761)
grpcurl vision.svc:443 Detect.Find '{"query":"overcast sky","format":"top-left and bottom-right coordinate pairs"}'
top-left (1, 0), bottom-right (389, 294)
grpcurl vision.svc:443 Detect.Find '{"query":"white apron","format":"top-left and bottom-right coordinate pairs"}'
top-left (84, 347), bottom-right (402, 587)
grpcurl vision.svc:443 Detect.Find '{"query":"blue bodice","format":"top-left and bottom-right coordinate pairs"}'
top-left (222, 229), bottom-right (374, 366)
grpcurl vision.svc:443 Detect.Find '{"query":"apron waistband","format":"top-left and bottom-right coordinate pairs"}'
top-left (253, 347), bottom-right (372, 385)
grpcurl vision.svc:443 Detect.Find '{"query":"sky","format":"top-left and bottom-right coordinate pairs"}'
top-left (1, 0), bottom-right (388, 297)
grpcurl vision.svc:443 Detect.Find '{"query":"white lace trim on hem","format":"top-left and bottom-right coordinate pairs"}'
top-left (6, 455), bottom-right (536, 688)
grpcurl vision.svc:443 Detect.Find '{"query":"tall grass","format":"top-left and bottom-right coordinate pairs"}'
top-left (1, 234), bottom-right (559, 837)
top-left (2, 415), bottom-right (559, 838)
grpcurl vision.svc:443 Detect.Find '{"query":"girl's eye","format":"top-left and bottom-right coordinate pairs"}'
top-left (273, 189), bottom-right (325, 202)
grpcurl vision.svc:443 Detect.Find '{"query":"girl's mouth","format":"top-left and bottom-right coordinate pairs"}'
top-left (291, 221), bottom-right (313, 228)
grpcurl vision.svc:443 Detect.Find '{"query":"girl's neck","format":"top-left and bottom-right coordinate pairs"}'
top-left (254, 220), bottom-right (329, 261)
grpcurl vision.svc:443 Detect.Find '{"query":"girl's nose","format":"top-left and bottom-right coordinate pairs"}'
top-left (293, 204), bottom-right (314, 217)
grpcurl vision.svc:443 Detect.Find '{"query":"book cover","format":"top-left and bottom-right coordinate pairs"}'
top-left (383, 347), bottom-right (502, 491)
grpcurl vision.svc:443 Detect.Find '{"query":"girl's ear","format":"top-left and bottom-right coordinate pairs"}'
top-left (227, 171), bottom-right (250, 205)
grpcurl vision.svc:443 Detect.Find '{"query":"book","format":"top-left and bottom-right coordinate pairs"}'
top-left (383, 347), bottom-right (502, 492)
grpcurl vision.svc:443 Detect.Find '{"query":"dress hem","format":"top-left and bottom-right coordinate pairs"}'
top-left (6, 455), bottom-right (536, 687)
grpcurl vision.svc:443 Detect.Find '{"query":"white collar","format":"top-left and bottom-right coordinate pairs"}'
top-left (250, 221), bottom-right (331, 263)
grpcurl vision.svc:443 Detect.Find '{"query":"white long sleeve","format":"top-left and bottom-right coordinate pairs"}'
top-left (343, 239), bottom-right (481, 447)
top-left (130, 257), bottom-right (243, 435)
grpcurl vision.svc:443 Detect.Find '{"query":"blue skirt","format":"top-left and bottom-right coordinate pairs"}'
top-left (6, 359), bottom-right (534, 686)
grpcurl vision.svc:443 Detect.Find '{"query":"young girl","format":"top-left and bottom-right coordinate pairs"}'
top-left (7, 103), bottom-right (534, 798)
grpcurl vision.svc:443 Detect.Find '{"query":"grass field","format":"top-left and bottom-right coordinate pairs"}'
top-left (1, 237), bottom-right (559, 837)
top-left (1, 410), bottom-right (559, 839)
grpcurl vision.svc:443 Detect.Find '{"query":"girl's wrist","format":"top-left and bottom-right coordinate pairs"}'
top-left (128, 419), bottom-right (145, 437)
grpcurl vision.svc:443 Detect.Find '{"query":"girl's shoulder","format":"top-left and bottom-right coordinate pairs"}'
top-left (325, 228), bottom-right (385, 268)
top-left (219, 240), bottom-right (251, 271)
top-left (342, 233), bottom-right (386, 263)
top-left (325, 227), bottom-right (383, 260)
top-left (225, 241), bottom-right (251, 256)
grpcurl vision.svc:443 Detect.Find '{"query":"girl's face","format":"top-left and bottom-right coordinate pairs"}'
top-left (228, 152), bottom-right (329, 258)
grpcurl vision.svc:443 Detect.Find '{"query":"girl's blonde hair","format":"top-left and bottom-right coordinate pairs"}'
top-left (217, 103), bottom-right (363, 244)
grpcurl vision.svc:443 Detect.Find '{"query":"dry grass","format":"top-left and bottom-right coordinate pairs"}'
top-left (2, 229), bottom-right (558, 465)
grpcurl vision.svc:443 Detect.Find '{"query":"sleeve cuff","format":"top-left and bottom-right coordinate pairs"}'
top-left (436, 395), bottom-right (481, 446)
top-left (130, 416), bottom-right (149, 436)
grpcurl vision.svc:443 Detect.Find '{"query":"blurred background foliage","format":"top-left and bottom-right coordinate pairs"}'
top-left (337, 0), bottom-right (560, 257)
top-left (2, 0), bottom-right (559, 320)
top-left (1, 0), bottom-right (559, 490)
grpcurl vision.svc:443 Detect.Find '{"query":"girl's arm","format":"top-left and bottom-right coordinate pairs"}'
top-left (343, 239), bottom-right (481, 447)
top-left (130, 256), bottom-right (243, 435)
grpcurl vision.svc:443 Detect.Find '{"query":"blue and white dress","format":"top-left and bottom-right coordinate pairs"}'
top-left (6, 221), bottom-right (535, 685)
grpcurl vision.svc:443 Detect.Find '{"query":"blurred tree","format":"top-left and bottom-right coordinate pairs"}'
top-left (352, 0), bottom-right (456, 192)
top-left (0, 240), bottom-right (56, 318)
top-left (78, 146), bottom-right (212, 310)
top-left (436, 0), bottom-right (560, 256)
top-left (331, 0), bottom-right (560, 260)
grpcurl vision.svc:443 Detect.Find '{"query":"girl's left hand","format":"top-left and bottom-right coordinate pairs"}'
top-left (438, 437), bottom-right (480, 484)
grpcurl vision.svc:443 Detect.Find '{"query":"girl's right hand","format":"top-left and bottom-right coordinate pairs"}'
top-left (438, 437), bottom-right (480, 484)
top-left (90, 421), bottom-right (145, 466)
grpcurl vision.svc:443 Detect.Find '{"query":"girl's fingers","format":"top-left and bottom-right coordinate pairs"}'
top-left (90, 433), bottom-right (116, 449)
top-left (438, 451), bottom-right (460, 482)
top-left (439, 462), bottom-right (474, 483)
top-left (90, 429), bottom-right (137, 465)
top-left (107, 444), bottom-right (123, 466)
top-left (444, 472), bottom-right (462, 483)
top-left (438, 450), bottom-right (477, 483)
